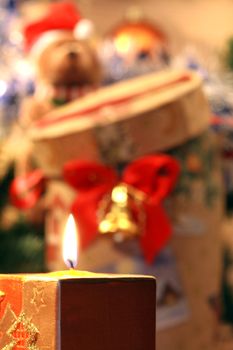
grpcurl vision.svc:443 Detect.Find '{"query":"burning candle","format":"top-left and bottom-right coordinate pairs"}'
top-left (0, 214), bottom-right (156, 350)
top-left (62, 214), bottom-right (78, 269)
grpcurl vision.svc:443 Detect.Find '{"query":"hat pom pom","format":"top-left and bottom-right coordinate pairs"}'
top-left (74, 19), bottom-right (94, 40)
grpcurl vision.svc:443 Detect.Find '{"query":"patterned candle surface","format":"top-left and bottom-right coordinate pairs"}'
top-left (0, 272), bottom-right (156, 350)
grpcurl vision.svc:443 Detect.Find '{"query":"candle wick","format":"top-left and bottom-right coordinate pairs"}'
top-left (67, 259), bottom-right (75, 270)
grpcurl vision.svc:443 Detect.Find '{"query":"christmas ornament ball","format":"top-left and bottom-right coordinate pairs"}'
top-left (101, 16), bottom-right (170, 84)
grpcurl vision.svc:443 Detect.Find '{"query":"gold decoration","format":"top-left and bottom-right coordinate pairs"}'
top-left (0, 304), bottom-right (17, 345)
top-left (30, 288), bottom-right (46, 313)
top-left (98, 183), bottom-right (146, 240)
top-left (0, 292), bottom-right (5, 341)
top-left (1, 312), bottom-right (39, 350)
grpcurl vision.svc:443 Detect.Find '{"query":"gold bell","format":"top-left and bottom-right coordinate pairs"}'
top-left (99, 184), bottom-right (139, 239)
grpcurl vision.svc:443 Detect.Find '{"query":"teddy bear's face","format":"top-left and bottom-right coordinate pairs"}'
top-left (37, 33), bottom-right (101, 87)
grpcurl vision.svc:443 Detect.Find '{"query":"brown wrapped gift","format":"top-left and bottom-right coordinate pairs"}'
top-left (0, 272), bottom-right (156, 350)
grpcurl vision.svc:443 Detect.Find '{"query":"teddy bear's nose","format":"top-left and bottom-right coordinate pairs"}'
top-left (68, 51), bottom-right (78, 59)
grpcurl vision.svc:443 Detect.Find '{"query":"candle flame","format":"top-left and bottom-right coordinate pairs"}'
top-left (62, 214), bottom-right (78, 269)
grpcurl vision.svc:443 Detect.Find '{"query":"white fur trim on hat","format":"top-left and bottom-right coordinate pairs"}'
top-left (30, 19), bottom-right (94, 60)
top-left (30, 30), bottom-right (70, 59)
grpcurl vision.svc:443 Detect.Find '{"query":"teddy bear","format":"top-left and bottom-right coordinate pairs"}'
top-left (20, 1), bottom-right (101, 125)
top-left (0, 2), bottom-right (102, 182)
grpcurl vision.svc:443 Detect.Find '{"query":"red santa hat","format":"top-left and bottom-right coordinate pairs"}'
top-left (24, 1), bottom-right (93, 57)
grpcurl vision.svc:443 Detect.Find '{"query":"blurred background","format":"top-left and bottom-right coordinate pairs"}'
top-left (1, 0), bottom-right (233, 349)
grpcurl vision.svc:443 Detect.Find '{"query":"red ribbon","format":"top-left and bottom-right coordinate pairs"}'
top-left (35, 74), bottom-right (191, 129)
top-left (63, 155), bottom-right (180, 263)
top-left (10, 155), bottom-right (180, 263)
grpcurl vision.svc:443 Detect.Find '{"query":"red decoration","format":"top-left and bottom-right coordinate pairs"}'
top-left (12, 323), bottom-right (30, 350)
top-left (9, 170), bottom-right (45, 210)
top-left (63, 155), bottom-right (180, 263)
top-left (110, 20), bottom-right (167, 57)
top-left (9, 155), bottom-right (180, 263)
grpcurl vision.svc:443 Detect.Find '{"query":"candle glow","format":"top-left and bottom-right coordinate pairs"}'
top-left (62, 214), bottom-right (78, 269)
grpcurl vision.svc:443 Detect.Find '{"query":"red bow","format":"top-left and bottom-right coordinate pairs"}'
top-left (10, 155), bottom-right (179, 263)
top-left (63, 155), bottom-right (180, 263)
